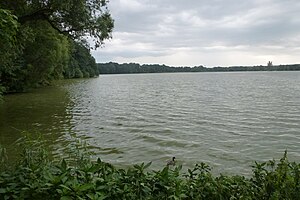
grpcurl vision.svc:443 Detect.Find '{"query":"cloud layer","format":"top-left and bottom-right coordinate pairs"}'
top-left (92, 0), bottom-right (300, 67)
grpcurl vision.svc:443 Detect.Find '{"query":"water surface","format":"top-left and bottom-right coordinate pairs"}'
top-left (1, 72), bottom-right (300, 174)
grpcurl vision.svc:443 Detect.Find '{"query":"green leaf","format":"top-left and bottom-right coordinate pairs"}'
top-left (144, 162), bottom-right (152, 169)
top-left (60, 196), bottom-right (72, 200)
top-left (61, 159), bottom-right (67, 170)
top-left (78, 183), bottom-right (94, 192)
top-left (0, 188), bottom-right (6, 193)
top-left (59, 184), bottom-right (72, 191)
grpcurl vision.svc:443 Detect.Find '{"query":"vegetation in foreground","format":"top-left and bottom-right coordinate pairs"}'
top-left (0, 137), bottom-right (300, 200)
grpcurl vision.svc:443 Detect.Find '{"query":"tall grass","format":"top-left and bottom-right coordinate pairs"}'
top-left (0, 136), bottom-right (299, 199)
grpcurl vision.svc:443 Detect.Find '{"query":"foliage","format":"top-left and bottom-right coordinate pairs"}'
top-left (65, 41), bottom-right (99, 79)
top-left (1, 138), bottom-right (300, 200)
top-left (0, 20), bottom-right (70, 91)
top-left (0, 0), bottom-right (112, 94)
top-left (0, 9), bottom-right (19, 77)
top-left (0, 0), bottom-right (114, 48)
top-left (0, 9), bottom-right (18, 47)
top-left (98, 62), bottom-right (300, 74)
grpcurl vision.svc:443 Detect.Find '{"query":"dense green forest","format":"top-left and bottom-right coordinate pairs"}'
top-left (0, 1), bottom-right (114, 95)
top-left (98, 62), bottom-right (300, 74)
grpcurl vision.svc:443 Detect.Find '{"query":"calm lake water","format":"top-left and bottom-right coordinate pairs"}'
top-left (1, 72), bottom-right (300, 174)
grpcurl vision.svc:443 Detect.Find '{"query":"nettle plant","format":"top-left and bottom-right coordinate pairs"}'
top-left (0, 136), bottom-right (300, 200)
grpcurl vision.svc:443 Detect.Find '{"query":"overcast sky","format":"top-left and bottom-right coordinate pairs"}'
top-left (92, 0), bottom-right (300, 67)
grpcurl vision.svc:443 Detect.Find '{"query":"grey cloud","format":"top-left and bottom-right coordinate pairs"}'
top-left (93, 0), bottom-right (300, 66)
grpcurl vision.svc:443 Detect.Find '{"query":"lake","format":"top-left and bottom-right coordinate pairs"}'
top-left (1, 71), bottom-right (300, 175)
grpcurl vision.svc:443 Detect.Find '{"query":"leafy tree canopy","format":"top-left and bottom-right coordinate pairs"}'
top-left (0, 1), bottom-right (113, 93)
top-left (0, 0), bottom-right (114, 48)
top-left (0, 9), bottom-right (18, 46)
top-left (98, 62), bottom-right (300, 74)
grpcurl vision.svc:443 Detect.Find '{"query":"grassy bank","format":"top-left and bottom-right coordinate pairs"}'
top-left (0, 137), bottom-right (300, 199)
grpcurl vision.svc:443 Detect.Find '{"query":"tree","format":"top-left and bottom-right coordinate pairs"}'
top-left (0, 1), bottom-right (113, 93)
top-left (0, 9), bottom-right (19, 95)
top-left (66, 41), bottom-right (99, 78)
top-left (0, 0), bottom-right (114, 48)
top-left (0, 9), bottom-right (18, 47)
top-left (0, 20), bottom-right (70, 91)
top-left (97, 63), bottom-right (300, 74)
top-left (0, 9), bottom-right (19, 70)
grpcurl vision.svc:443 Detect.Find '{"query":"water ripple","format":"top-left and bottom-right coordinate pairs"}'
top-left (62, 72), bottom-right (300, 174)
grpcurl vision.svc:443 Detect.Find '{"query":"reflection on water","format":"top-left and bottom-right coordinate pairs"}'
top-left (1, 72), bottom-right (300, 175)
top-left (0, 84), bottom-right (73, 159)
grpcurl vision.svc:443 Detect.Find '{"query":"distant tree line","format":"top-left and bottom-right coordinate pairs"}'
top-left (0, 1), bottom-right (113, 95)
top-left (98, 62), bottom-right (300, 74)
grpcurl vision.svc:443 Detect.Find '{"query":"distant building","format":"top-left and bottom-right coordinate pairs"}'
top-left (267, 61), bottom-right (273, 66)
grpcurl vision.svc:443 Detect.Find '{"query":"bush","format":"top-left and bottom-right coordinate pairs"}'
top-left (0, 137), bottom-right (299, 199)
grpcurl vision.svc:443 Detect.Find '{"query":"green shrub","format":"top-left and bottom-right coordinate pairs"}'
top-left (0, 137), bottom-right (299, 199)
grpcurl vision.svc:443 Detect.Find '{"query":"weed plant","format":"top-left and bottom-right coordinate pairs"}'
top-left (0, 136), bottom-right (300, 199)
